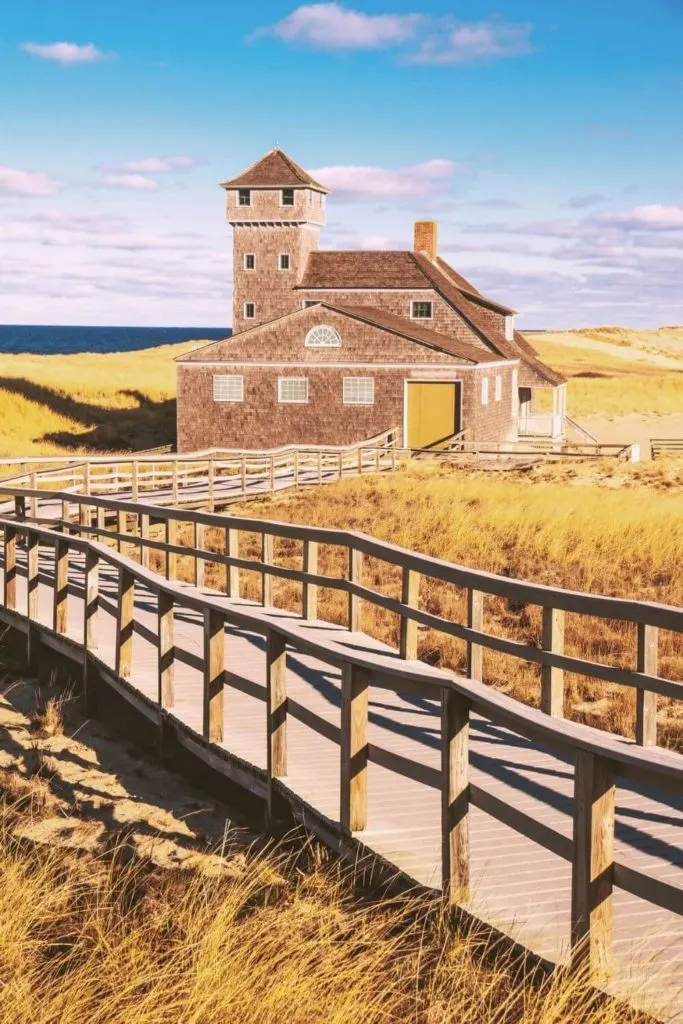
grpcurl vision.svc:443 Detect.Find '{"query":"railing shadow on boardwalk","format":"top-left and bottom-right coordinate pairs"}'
top-left (0, 476), bottom-right (681, 1019)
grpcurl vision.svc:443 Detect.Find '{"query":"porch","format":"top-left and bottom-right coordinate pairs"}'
top-left (518, 383), bottom-right (567, 440)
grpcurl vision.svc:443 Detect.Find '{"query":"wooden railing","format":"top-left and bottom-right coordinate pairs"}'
top-left (0, 490), bottom-right (680, 987)
top-left (651, 438), bottom-right (683, 460)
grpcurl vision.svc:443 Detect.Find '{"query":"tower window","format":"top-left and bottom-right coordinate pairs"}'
top-left (343, 377), bottom-right (374, 405)
top-left (213, 375), bottom-right (243, 403)
top-left (244, 302), bottom-right (255, 320)
top-left (411, 301), bottom-right (433, 319)
top-left (244, 253), bottom-right (255, 270)
top-left (281, 188), bottom-right (295, 206)
top-left (278, 377), bottom-right (308, 403)
top-left (238, 189), bottom-right (251, 206)
top-left (279, 253), bottom-right (290, 271)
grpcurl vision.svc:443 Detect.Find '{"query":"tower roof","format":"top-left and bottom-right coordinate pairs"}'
top-left (221, 148), bottom-right (329, 192)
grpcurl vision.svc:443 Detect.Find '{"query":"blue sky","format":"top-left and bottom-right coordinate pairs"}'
top-left (1, 0), bottom-right (682, 327)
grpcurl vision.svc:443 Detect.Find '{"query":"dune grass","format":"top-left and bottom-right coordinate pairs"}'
top-left (0, 340), bottom-right (199, 456)
top-left (0, 662), bottom-right (651, 1024)
top-left (178, 461), bottom-right (683, 750)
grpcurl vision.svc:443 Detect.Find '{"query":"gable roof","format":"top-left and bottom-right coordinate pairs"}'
top-left (221, 148), bottom-right (329, 192)
top-left (175, 301), bottom-right (510, 366)
top-left (295, 249), bottom-right (563, 385)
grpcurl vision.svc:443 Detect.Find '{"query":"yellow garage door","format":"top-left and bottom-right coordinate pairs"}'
top-left (406, 382), bottom-right (460, 449)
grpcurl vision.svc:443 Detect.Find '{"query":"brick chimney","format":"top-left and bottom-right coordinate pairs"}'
top-left (414, 220), bottom-right (438, 261)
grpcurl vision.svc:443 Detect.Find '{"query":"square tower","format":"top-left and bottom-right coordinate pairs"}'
top-left (221, 148), bottom-right (328, 333)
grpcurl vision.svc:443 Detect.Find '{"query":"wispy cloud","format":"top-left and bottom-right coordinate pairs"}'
top-left (0, 166), bottom-right (63, 197)
top-left (566, 193), bottom-right (606, 209)
top-left (598, 204), bottom-right (683, 230)
top-left (21, 41), bottom-right (109, 65)
top-left (466, 198), bottom-right (521, 210)
top-left (101, 173), bottom-right (159, 191)
top-left (251, 4), bottom-right (533, 65)
top-left (308, 158), bottom-right (466, 200)
top-left (106, 156), bottom-right (199, 173)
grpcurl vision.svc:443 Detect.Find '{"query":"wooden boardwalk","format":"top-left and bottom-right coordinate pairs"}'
top-left (0, 534), bottom-right (681, 1020)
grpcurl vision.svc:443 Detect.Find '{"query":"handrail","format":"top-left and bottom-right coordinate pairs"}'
top-left (3, 486), bottom-right (681, 745)
top-left (565, 416), bottom-right (599, 445)
top-left (0, 506), bottom-right (680, 993)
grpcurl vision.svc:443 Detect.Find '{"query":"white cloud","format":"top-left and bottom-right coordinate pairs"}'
top-left (309, 158), bottom-right (464, 201)
top-left (0, 166), bottom-right (63, 197)
top-left (251, 4), bottom-right (533, 64)
top-left (108, 156), bottom-right (199, 173)
top-left (410, 16), bottom-right (533, 65)
top-left (101, 173), bottom-right (159, 191)
top-left (21, 41), bottom-right (108, 65)
top-left (251, 3), bottom-right (419, 49)
top-left (599, 204), bottom-right (683, 231)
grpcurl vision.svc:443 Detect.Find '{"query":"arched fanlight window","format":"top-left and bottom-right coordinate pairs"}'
top-left (305, 325), bottom-right (341, 348)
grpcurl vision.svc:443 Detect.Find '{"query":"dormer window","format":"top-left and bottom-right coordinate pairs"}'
top-left (238, 189), bottom-right (251, 206)
top-left (411, 301), bottom-right (433, 320)
top-left (282, 188), bottom-right (295, 206)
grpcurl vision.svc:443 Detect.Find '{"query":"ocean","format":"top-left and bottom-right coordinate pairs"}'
top-left (0, 325), bottom-right (231, 356)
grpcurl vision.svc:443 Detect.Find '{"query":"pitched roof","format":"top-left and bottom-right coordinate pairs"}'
top-left (176, 301), bottom-right (508, 366)
top-left (298, 251), bottom-right (430, 289)
top-left (221, 148), bottom-right (329, 192)
top-left (332, 305), bottom-right (505, 364)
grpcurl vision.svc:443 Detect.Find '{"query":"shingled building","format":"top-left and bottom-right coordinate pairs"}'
top-left (176, 148), bottom-right (566, 451)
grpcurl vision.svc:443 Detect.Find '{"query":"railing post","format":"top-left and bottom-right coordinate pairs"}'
top-left (269, 455), bottom-right (275, 491)
top-left (317, 451), bottom-right (322, 484)
top-left (83, 461), bottom-right (91, 496)
top-left (571, 750), bottom-right (615, 982)
top-left (348, 545), bottom-right (362, 631)
top-left (29, 471), bottom-right (38, 519)
top-left (441, 688), bottom-right (470, 903)
top-left (79, 501), bottom-right (91, 542)
top-left (61, 498), bottom-right (70, 535)
top-left (399, 566), bottom-right (420, 659)
top-left (208, 459), bottom-right (215, 512)
top-left (53, 537), bottom-right (69, 634)
top-left (158, 591), bottom-right (175, 709)
top-left (262, 533), bottom-right (273, 607)
top-left (83, 548), bottom-right (99, 715)
top-left (26, 530), bottom-right (39, 667)
top-left (115, 567), bottom-right (135, 680)
top-left (116, 508), bottom-right (126, 555)
top-left (241, 455), bottom-right (247, 494)
top-left (3, 524), bottom-right (17, 610)
top-left (14, 495), bottom-right (26, 522)
top-left (166, 517), bottom-right (178, 581)
top-left (466, 589), bottom-right (483, 680)
top-left (541, 606), bottom-right (565, 717)
top-left (96, 505), bottom-right (105, 538)
top-left (635, 623), bottom-right (658, 746)
top-left (225, 526), bottom-right (239, 598)
top-left (172, 461), bottom-right (179, 504)
top-left (294, 450), bottom-right (299, 486)
top-left (203, 608), bottom-right (224, 743)
top-left (266, 630), bottom-right (288, 824)
top-left (340, 663), bottom-right (369, 833)
top-left (358, 446), bottom-right (363, 474)
top-left (302, 539), bottom-right (318, 620)
top-left (131, 461), bottom-right (139, 502)
top-left (140, 513), bottom-right (150, 569)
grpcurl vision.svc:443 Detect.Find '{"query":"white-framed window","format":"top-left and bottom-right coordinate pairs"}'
top-left (212, 374), bottom-right (243, 403)
top-left (481, 377), bottom-right (489, 406)
top-left (305, 324), bottom-right (341, 348)
top-left (279, 253), bottom-right (290, 271)
top-left (343, 377), bottom-right (374, 405)
top-left (238, 189), bottom-right (251, 207)
top-left (244, 253), bottom-right (255, 270)
top-left (411, 300), bottom-right (433, 319)
top-left (495, 375), bottom-right (502, 402)
top-left (278, 377), bottom-right (308, 403)
top-left (281, 188), bottom-right (295, 206)
top-left (244, 302), bottom-right (255, 320)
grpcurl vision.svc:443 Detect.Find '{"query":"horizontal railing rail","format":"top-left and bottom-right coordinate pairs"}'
top-left (0, 506), bottom-right (680, 990)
